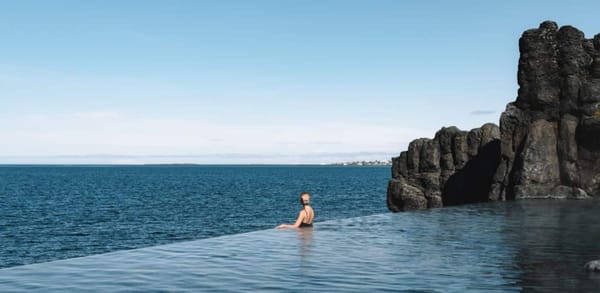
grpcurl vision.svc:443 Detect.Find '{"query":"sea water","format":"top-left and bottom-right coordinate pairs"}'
top-left (0, 165), bottom-right (389, 268)
top-left (2, 166), bottom-right (600, 291)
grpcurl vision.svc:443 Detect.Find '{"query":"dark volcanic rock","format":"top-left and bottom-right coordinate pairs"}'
top-left (387, 178), bottom-right (427, 211)
top-left (388, 21), bottom-right (600, 212)
top-left (493, 21), bottom-right (600, 200)
top-left (387, 124), bottom-right (500, 212)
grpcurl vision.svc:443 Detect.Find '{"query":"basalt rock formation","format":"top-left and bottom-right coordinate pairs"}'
top-left (490, 21), bottom-right (600, 201)
top-left (387, 124), bottom-right (501, 211)
top-left (388, 21), bottom-right (600, 212)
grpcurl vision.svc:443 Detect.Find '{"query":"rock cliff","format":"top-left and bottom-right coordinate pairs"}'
top-left (491, 21), bottom-right (600, 201)
top-left (388, 21), bottom-right (600, 212)
top-left (387, 124), bottom-right (501, 211)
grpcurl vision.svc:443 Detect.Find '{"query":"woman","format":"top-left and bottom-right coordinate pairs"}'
top-left (276, 191), bottom-right (314, 229)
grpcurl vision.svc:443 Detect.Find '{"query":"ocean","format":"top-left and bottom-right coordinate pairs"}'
top-left (2, 165), bottom-right (600, 292)
top-left (0, 165), bottom-right (389, 268)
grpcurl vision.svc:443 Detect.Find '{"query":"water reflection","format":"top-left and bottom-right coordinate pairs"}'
top-left (1, 200), bottom-right (600, 291)
top-left (296, 227), bottom-right (313, 258)
top-left (506, 200), bottom-right (600, 292)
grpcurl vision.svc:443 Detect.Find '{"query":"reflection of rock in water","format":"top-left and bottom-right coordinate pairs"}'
top-left (505, 200), bottom-right (600, 291)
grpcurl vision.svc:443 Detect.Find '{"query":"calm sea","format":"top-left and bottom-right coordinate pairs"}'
top-left (2, 165), bottom-right (600, 292)
top-left (0, 165), bottom-right (389, 268)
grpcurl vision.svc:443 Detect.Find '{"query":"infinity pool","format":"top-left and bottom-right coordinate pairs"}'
top-left (1, 200), bottom-right (600, 292)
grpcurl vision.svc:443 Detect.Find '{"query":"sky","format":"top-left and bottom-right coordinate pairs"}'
top-left (1, 0), bottom-right (599, 164)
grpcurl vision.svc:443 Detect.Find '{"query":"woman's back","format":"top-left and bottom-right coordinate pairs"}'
top-left (301, 206), bottom-right (314, 227)
top-left (276, 191), bottom-right (315, 229)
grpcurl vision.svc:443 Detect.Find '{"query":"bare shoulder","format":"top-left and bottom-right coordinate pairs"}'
top-left (298, 210), bottom-right (307, 217)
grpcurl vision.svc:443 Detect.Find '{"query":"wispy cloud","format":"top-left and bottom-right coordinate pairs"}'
top-left (0, 111), bottom-right (424, 164)
top-left (470, 110), bottom-right (496, 115)
top-left (310, 141), bottom-right (343, 145)
top-left (73, 111), bottom-right (120, 119)
top-left (0, 152), bottom-right (397, 165)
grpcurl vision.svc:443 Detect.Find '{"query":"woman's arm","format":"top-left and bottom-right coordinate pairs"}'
top-left (276, 210), bottom-right (305, 229)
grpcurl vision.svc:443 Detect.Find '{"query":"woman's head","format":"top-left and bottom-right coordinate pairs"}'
top-left (299, 191), bottom-right (311, 206)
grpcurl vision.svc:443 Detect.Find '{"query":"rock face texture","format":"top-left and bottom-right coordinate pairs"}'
top-left (388, 21), bottom-right (600, 212)
top-left (491, 21), bottom-right (600, 201)
top-left (387, 124), bottom-right (501, 211)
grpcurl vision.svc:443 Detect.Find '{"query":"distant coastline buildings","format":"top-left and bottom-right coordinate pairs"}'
top-left (330, 159), bottom-right (392, 166)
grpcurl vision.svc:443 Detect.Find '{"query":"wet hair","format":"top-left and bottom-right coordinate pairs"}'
top-left (299, 191), bottom-right (310, 205)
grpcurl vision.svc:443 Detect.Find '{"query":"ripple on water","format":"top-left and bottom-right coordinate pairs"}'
top-left (2, 200), bottom-right (600, 291)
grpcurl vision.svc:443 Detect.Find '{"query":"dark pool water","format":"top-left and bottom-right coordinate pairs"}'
top-left (1, 199), bottom-right (600, 292)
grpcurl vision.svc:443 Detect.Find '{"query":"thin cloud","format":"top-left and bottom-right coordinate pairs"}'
top-left (311, 141), bottom-right (343, 145)
top-left (470, 110), bottom-right (496, 115)
top-left (73, 111), bottom-right (120, 119)
top-left (0, 151), bottom-right (397, 165)
top-left (0, 112), bottom-right (428, 163)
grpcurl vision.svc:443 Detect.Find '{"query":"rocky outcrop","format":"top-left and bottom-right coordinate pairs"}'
top-left (388, 21), bottom-right (600, 212)
top-left (490, 21), bottom-right (600, 201)
top-left (387, 124), bottom-right (500, 212)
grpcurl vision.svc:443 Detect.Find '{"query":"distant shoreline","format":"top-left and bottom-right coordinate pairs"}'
top-left (330, 159), bottom-right (392, 166)
top-left (0, 163), bottom-right (391, 167)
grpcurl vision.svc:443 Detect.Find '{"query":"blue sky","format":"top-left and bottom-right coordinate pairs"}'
top-left (1, 0), bottom-right (599, 164)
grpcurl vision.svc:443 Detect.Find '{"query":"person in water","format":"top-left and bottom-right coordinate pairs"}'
top-left (276, 191), bottom-right (314, 229)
